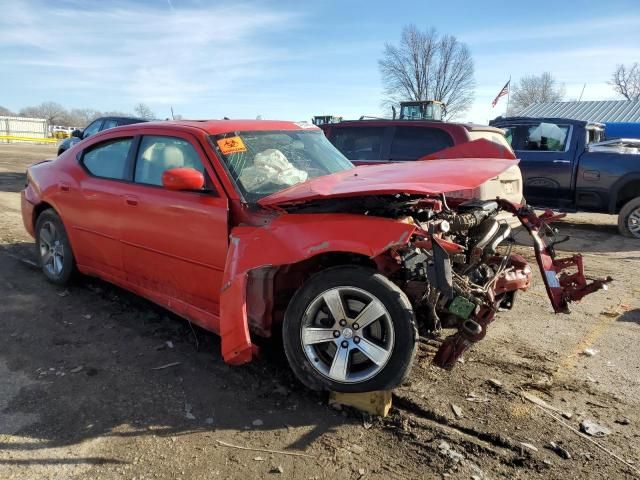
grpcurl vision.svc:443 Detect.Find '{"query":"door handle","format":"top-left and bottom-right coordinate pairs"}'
top-left (552, 160), bottom-right (571, 164)
top-left (124, 195), bottom-right (138, 206)
top-left (60, 182), bottom-right (70, 192)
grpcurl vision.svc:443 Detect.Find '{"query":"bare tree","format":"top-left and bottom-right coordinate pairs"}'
top-left (134, 103), bottom-right (155, 120)
top-left (509, 72), bottom-right (565, 114)
top-left (610, 63), bottom-right (640, 101)
top-left (68, 108), bottom-right (102, 126)
top-left (0, 105), bottom-right (14, 116)
top-left (19, 102), bottom-right (68, 124)
top-left (379, 25), bottom-right (475, 119)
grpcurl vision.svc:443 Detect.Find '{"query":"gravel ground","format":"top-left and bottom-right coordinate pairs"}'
top-left (1, 143), bottom-right (639, 479)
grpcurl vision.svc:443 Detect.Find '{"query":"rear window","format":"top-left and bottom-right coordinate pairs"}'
top-left (330, 127), bottom-right (385, 161)
top-left (390, 126), bottom-right (453, 160)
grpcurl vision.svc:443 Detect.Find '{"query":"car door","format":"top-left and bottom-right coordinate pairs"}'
top-left (508, 122), bottom-right (574, 206)
top-left (119, 131), bottom-right (229, 330)
top-left (62, 135), bottom-right (135, 280)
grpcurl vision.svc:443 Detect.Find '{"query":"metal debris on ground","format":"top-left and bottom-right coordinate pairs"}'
top-left (582, 348), bottom-right (599, 357)
top-left (580, 419), bottom-right (611, 437)
top-left (252, 419), bottom-right (264, 427)
top-left (70, 366), bottom-right (83, 373)
top-left (270, 466), bottom-right (284, 474)
top-left (450, 403), bottom-right (463, 419)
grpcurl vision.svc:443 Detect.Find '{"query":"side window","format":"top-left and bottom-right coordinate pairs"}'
top-left (134, 135), bottom-right (207, 188)
top-left (502, 127), bottom-right (515, 148)
top-left (82, 120), bottom-right (103, 139)
top-left (101, 119), bottom-right (118, 130)
top-left (521, 122), bottom-right (570, 151)
top-left (82, 138), bottom-right (133, 180)
top-left (390, 126), bottom-right (454, 160)
top-left (330, 127), bottom-right (385, 161)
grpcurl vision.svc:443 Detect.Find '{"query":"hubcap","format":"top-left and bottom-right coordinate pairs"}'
top-left (39, 221), bottom-right (64, 276)
top-left (628, 207), bottom-right (640, 238)
top-left (300, 286), bottom-right (394, 384)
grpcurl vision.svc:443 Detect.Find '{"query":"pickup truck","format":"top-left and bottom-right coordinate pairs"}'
top-left (490, 116), bottom-right (640, 238)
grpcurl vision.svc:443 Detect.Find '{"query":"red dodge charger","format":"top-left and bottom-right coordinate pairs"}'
top-left (21, 120), bottom-right (609, 392)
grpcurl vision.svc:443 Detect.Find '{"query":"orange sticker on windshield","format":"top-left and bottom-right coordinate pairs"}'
top-left (217, 136), bottom-right (246, 154)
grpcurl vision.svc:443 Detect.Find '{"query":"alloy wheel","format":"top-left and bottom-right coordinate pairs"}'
top-left (627, 207), bottom-right (640, 238)
top-left (300, 286), bottom-right (394, 384)
top-left (39, 221), bottom-right (65, 276)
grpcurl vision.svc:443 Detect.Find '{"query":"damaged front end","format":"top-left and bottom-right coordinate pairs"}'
top-left (357, 196), bottom-right (613, 369)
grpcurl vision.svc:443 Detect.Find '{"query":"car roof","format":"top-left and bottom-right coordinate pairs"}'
top-left (128, 119), bottom-right (320, 136)
top-left (326, 119), bottom-right (505, 134)
top-left (100, 116), bottom-right (147, 122)
top-left (490, 116), bottom-right (605, 129)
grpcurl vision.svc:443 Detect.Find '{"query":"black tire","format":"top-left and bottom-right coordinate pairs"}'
top-left (282, 265), bottom-right (417, 393)
top-left (618, 197), bottom-right (640, 239)
top-left (34, 209), bottom-right (76, 285)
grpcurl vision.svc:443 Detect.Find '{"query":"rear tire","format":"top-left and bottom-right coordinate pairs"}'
top-left (35, 209), bottom-right (76, 284)
top-left (618, 197), bottom-right (640, 239)
top-left (282, 266), bottom-right (417, 393)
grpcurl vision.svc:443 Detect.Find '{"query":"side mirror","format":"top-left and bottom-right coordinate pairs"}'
top-left (161, 167), bottom-right (205, 191)
top-left (71, 129), bottom-right (83, 138)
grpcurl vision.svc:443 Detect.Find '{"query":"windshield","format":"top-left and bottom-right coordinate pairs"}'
top-left (212, 130), bottom-right (353, 202)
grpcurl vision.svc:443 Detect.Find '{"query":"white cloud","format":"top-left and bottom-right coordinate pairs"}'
top-left (0, 1), bottom-right (299, 109)
top-left (460, 15), bottom-right (640, 45)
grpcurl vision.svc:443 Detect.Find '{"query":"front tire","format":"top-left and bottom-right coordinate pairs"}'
top-left (282, 266), bottom-right (417, 393)
top-left (35, 209), bottom-right (76, 284)
top-left (618, 197), bottom-right (640, 239)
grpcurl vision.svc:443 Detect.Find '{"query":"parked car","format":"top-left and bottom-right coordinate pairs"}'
top-left (21, 120), bottom-right (609, 392)
top-left (57, 116), bottom-right (147, 155)
top-left (319, 119), bottom-right (524, 206)
top-left (490, 116), bottom-right (640, 238)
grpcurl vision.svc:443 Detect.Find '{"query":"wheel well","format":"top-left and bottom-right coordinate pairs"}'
top-left (33, 202), bottom-right (55, 228)
top-left (616, 180), bottom-right (640, 212)
top-left (246, 252), bottom-right (378, 337)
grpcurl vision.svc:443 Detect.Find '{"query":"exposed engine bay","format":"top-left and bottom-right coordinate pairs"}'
top-left (280, 194), bottom-right (613, 369)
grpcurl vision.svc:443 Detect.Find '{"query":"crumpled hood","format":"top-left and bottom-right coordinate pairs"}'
top-left (258, 158), bottom-right (518, 208)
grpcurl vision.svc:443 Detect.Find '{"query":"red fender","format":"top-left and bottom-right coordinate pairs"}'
top-left (219, 214), bottom-right (416, 365)
top-left (420, 138), bottom-right (517, 161)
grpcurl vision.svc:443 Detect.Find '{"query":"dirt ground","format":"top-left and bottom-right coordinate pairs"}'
top-left (1, 143), bottom-right (639, 480)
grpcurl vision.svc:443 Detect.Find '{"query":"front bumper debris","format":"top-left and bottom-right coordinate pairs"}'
top-left (433, 202), bottom-right (612, 369)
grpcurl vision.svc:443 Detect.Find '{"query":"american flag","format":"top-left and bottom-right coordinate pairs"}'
top-left (491, 80), bottom-right (510, 107)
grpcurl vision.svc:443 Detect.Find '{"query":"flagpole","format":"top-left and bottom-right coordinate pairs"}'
top-left (506, 75), bottom-right (511, 115)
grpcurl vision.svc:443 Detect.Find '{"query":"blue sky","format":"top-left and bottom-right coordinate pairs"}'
top-left (1, 0), bottom-right (639, 124)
